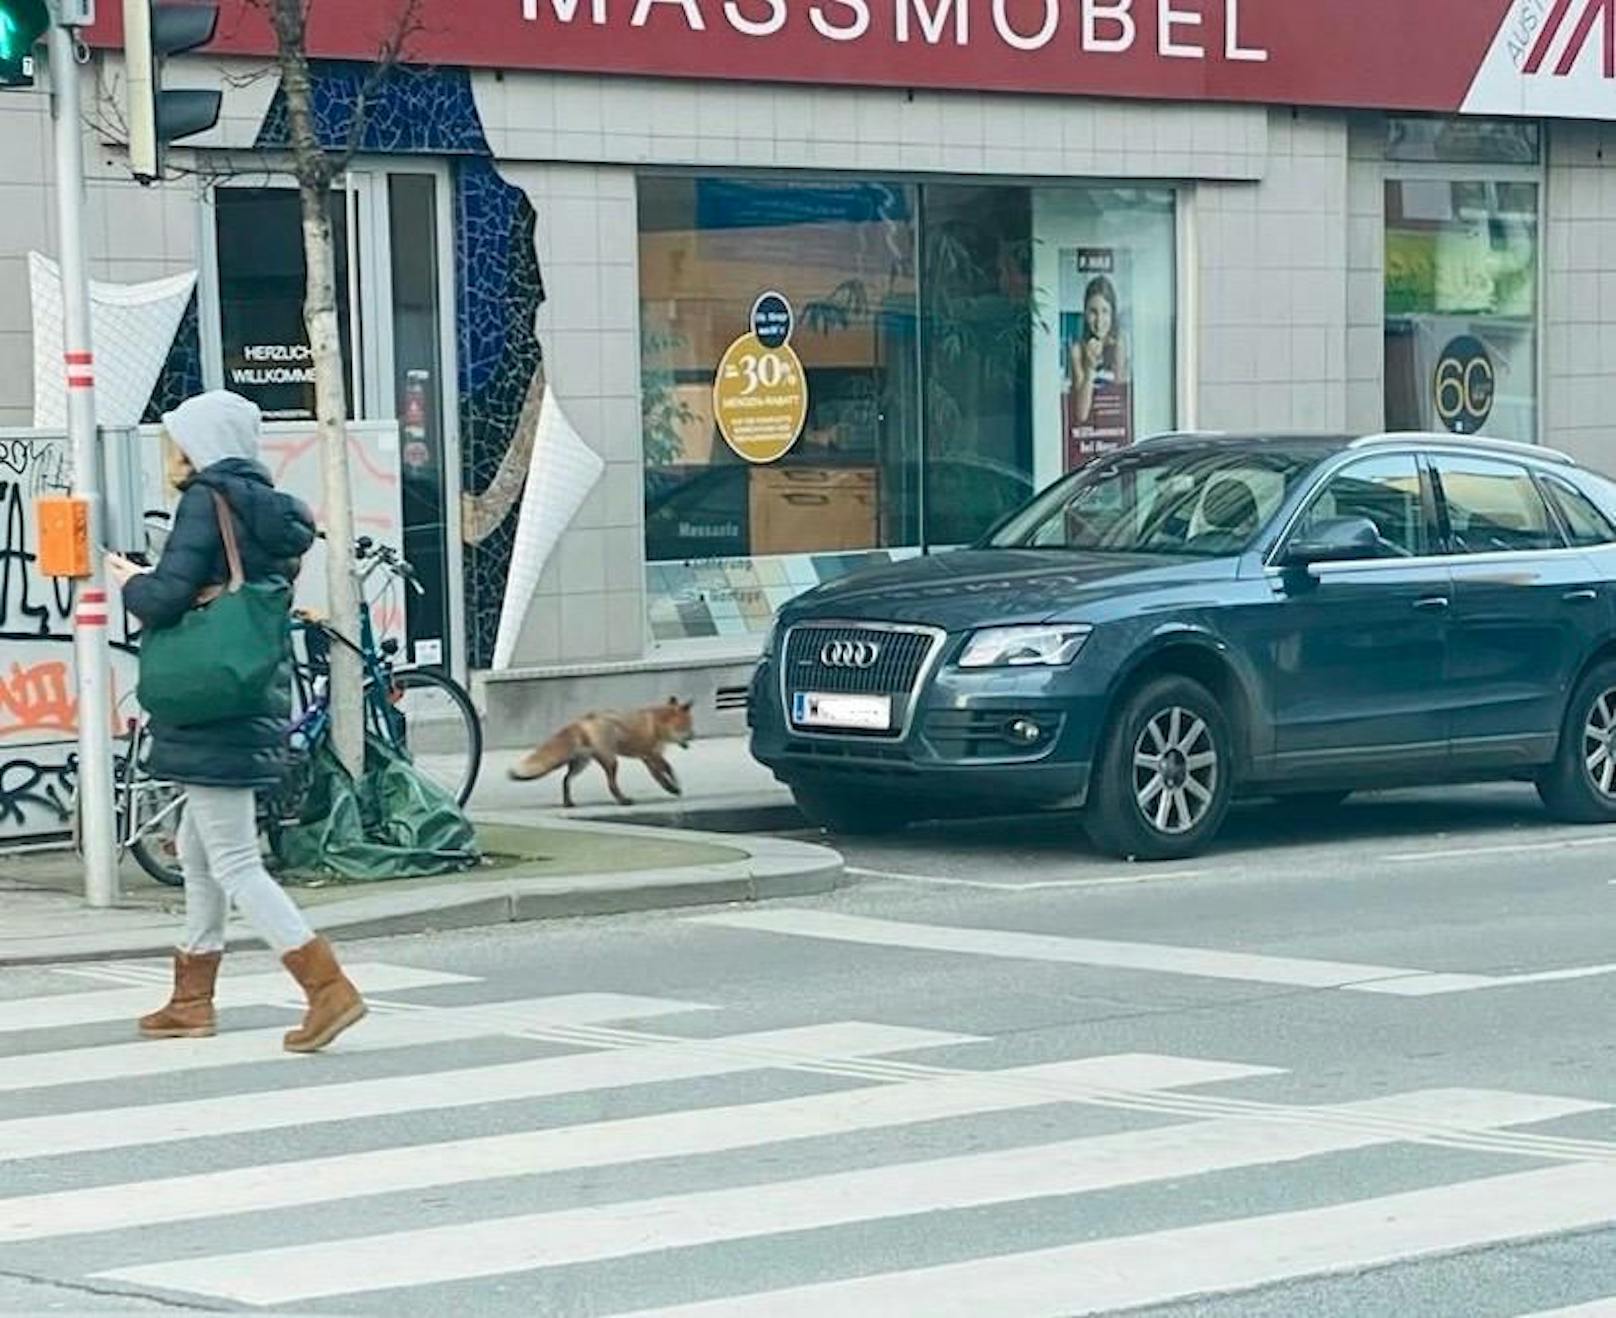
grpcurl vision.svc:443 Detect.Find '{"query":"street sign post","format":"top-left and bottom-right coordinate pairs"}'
top-left (45, 13), bottom-right (118, 906)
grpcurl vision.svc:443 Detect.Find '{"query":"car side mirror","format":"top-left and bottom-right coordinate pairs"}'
top-left (1277, 516), bottom-right (1383, 570)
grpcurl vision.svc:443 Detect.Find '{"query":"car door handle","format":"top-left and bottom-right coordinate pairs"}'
top-left (1414, 595), bottom-right (1450, 611)
top-left (1564, 588), bottom-right (1599, 604)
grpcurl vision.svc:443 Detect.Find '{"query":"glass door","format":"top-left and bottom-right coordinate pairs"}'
top-left (363, 166), bottom-right (462, 676)
top-left (201, 166), bottom-right (464, 676)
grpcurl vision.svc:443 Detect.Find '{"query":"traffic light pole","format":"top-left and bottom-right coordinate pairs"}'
top-left (49, 18), bottom-right (118, 908)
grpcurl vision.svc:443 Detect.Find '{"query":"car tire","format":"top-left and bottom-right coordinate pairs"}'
top-left (792, 786), bottom-right (911, 837)
top-left (1538, 658), bottom-right (1616, 824)
top-left (1086, 674), bottom-right (1235, 861)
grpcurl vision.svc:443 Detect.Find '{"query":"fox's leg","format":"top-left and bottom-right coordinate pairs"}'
top-left (646, 753), bottom-right (681, 798)
top-left (562, 757), bottom-right (587, 809)
top-left (596, 752), bottom-right (634, 806)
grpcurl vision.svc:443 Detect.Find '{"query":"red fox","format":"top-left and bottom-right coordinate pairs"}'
top-left (509, 698), bottom-right (696, 808)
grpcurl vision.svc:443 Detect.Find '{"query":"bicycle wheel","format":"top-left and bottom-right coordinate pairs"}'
top-left (383, 669), bottom-right (482, 806)
top-left (129, 777), bottom-right (187, 887)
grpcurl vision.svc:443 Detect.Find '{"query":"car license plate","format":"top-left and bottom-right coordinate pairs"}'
top-left (793, 691), bottom-right (892, 731)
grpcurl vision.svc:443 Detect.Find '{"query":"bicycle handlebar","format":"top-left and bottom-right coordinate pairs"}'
top-left (314, 531), bottom-right (425, 595)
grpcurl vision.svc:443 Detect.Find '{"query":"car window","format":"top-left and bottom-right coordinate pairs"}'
top-left (1541, 474), bottom-right (1616, 548)
top-left (1433, 457), bottom-right (1563, 555)
top-left (994, 446), bottom-right (1321, 557)
top-left (1291, 455), bottom-right (1426, 559)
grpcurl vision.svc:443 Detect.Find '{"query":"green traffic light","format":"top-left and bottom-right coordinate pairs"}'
top-left (0, 0), bottom-right (48, 85)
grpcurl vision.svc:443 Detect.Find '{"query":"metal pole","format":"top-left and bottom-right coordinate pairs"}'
top-left (49, 21), bottom-right (118, 908)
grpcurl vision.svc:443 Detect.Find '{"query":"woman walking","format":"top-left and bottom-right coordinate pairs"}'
top-left (107, 390), bottom-right (366, 1053)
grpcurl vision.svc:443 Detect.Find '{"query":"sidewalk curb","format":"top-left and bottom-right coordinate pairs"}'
top-left (0, 817), bottom-right (844, 967)
top-left (564, 796), bottom-right (808, 835)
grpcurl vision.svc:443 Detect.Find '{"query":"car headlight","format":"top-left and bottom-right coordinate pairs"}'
top-left (958, 625), bottom-right (1092, 669)
top-left (759, 616), bottom-right (781, 659)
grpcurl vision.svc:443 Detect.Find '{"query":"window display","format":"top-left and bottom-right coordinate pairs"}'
top-left (640, 175), bottom-right (1178, 645)
top-left (1384, 178), bottom-right (1539, 443)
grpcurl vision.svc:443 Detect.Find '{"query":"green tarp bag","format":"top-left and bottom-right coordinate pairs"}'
top-left (138, 490), bottom-right (292, 727)
top-left (272, 736), bottom-right (481, 882)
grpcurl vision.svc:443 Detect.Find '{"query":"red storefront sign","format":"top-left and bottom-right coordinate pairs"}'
top-left (86, 0), bottom-right (1616, 120)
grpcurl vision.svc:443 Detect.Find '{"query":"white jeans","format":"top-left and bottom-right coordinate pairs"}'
top-left (179, 785), bottom-right (314, 955)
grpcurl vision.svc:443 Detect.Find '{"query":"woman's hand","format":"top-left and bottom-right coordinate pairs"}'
top-left (105, 552), bottom-right (150, 588)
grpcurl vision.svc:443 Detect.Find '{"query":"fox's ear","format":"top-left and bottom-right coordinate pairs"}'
top-left (667, 695), bottom-right (679, 706)
top-left (680, 699), bottom-right (693, 712)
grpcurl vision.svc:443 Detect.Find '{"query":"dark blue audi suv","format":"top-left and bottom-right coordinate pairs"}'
top-left (750, 432), bottom-right (1616, 859)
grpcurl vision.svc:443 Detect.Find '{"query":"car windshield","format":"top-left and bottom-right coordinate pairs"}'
top-left (988, 444), bottom-right (1328, 557)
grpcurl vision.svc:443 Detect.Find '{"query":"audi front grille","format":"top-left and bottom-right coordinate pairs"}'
top-left (781, 623), bottom-right (940, 737)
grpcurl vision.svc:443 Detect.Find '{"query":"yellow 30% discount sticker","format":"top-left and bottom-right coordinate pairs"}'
top-left (713, 332), bottom-right (808, 465)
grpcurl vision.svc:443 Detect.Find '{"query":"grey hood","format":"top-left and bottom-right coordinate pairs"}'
top-left (163, 391), bottom-right (263, 470)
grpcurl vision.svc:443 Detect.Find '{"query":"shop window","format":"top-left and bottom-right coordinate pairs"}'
top-left (1384, 178), bottom-right (1538, 444)
top-left (919, 186), bottom-right (1036, 547)
top-left (1385, 117), bottom-right (1541, 166)
top-left (1031, 187), bottom-right (1178, 487)
top-left (214, 187), bottom-right (358, 422)
top-left (639, 177), bottom-right (921, 643)
top-left (639, 175), bottom-right (1177, 645)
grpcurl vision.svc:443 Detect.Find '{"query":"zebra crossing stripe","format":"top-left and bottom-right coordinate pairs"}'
top-left (688, 910), bottom-right (1495, 993)
top-left (92, 1087), bottom-right (1601, 1306)
top-left (0, 994), bottom-right (709, 1094)
top-left (2, 964), bottom-right (473, 1035)
top-left (0, 1022), bottom-right (972, 1163)
top-left (599, 1162), bottom-right (1616, 1318)
top-left (0, 1054), bottom-right (1276, 1244)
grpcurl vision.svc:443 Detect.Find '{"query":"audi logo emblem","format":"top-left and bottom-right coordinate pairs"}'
top-left (820, 640), bottom-right (882, 669)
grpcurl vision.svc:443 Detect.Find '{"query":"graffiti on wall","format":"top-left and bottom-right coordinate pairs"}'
top-left (0, 435), bottom-right (139, 839)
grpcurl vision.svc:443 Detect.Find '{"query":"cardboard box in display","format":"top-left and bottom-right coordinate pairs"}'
top-left (749, 466), bottom-right (878, 555)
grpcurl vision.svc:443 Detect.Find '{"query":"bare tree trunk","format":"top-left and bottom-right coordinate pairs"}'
top-left (268, 0), bottom-right (364, 779)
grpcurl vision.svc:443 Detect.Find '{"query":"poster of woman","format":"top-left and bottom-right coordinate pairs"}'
top-left (1062, 248), bottom-right (1133, 470)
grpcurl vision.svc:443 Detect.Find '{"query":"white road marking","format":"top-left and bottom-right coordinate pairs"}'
top-left (693, 910), bottom-right (1616, 999)
top-left (94, 1088), bottom-right (1602, 1305)
top-left (1, 964), bottom-right (473, 1035)
top-left (1520, 1303), bottom-right (1616, 1317)
top-left (606, 1163), bottom-right (1616, 1318)
top-left (848, 866), bottom-right (1205, 891)
top-left (690, 910), bottom-right (1494, 993)
top-left (0, 1022), bottom-right (971, 1162)
top-left (1383, 835), bottom-right (1616, 864)
top-left (0, 1054), bottom-right (1278, 1244)
top-left (0, 994), bottom-right (708, 1094)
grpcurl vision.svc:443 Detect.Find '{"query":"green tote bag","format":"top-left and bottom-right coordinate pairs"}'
top-left (137, 490), bottom-right (293, 727)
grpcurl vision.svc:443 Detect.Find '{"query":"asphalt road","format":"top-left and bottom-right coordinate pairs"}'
top-left (2, 782), bottom-right (1616, 1316)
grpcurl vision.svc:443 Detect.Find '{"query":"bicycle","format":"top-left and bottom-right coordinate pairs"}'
top-left (111, 536), bottom-right (482, 887)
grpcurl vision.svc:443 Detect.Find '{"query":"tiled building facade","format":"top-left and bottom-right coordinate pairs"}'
top-left (0, 14), bottom-right (1592, 752)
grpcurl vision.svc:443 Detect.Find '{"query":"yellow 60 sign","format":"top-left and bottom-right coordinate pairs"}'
top-left (1433, 335), bottom-right (1495, 436)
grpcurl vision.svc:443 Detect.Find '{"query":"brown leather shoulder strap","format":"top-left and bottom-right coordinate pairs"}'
top-left (210, 489), bottom-right (245, 593)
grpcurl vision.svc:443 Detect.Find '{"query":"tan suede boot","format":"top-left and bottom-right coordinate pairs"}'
top-left (137, 951), bottom-right (222, 1039)
top-left (281, 936), bottom-right (366, 1053)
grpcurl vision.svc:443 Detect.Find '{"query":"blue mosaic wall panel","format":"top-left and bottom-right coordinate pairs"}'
top-left (256, 63), bottom-right (489, 156)
top-left (251, 61), bottom-right (548, 668)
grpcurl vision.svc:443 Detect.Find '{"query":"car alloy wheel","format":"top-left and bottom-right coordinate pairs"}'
top-left (1583, 687), bottom-right (1616, 800)
top-left (1133, 706), bottom-right (1219, 836)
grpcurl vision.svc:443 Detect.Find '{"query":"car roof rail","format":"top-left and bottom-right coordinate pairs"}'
top-left (1133, 430), bottom-right (1230, 445)
top-left (1349, 431), bottom-right (1577, 467)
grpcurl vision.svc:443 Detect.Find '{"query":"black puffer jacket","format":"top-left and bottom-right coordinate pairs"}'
top-left (124, 459), bottom-right (317, 789)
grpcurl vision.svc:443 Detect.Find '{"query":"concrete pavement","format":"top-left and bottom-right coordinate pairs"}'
top-left (0, 735), bottom-right (834, 965)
